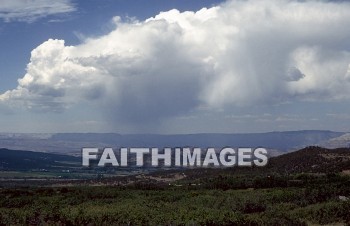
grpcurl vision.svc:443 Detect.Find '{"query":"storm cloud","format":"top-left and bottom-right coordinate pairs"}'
top-left (1, 0), bottom-right (350, 125)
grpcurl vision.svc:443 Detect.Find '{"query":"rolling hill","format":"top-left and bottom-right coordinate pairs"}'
top-left (0, 148), bottom-right (80, 171)
top-left (267, 146), bottom-right (350, 174)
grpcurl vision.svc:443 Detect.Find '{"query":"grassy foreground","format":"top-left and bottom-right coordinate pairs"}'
top-left (1, 182), bottom-right (350, 225)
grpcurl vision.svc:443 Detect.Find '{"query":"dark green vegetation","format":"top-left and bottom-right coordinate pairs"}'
top-left (0, 175), bottom-right (350, 225)
top-left (0, 148), bottom-right (136, 179)
top-left (0, 146), bottom-right (350, 225)
top-left (0, 148), bottom-right (80, 171)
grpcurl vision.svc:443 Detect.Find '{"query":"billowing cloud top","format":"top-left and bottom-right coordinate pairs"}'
top-left (0, 0), bottom-right (75, 22)
top-left (1, 0), bottom-right (350, 123)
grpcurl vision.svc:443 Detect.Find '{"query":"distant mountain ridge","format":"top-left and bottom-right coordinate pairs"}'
top-left (0, 130), bottom-right (347, 156)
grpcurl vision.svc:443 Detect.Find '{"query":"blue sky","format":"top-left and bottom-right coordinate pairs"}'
top-left (1, 0), bottom-right (350, 133)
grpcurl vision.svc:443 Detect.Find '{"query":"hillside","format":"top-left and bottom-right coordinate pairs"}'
top-left (1, 146), bottom-right (350, 173)
top-left (168, 147), bottom-right (350, 181)
top-left (267, 146), bottom-right (350, 174)
top-left (0, 148), bottom-right (80, 171)
top-left (1, 148), bottom-right (349, 225)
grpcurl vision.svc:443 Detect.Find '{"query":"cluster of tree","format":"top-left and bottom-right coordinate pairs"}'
top-left (1, 173), bottom-right (350, 225)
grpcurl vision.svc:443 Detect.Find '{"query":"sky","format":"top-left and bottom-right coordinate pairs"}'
top-left (0, 0), bottom-right (350, 134)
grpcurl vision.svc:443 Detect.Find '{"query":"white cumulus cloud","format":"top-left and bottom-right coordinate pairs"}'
top-left (1, 0), bottom-right (350, 124)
